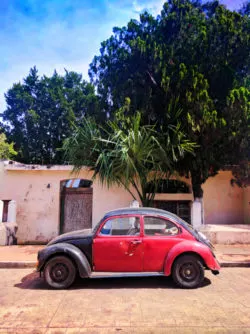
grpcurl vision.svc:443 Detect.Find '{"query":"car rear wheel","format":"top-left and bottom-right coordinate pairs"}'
top-left (44, 256), bottom-right (76, 289)
top-left (172, 255), bottom-right (204, 289)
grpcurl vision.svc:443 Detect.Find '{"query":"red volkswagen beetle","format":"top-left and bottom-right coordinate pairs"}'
top-left (37, 207), bottom-right (220, 289)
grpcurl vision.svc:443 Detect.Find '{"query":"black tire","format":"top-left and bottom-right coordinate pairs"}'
top-left (44, 256), bottom-right (76, 289)
top-left (172, 255), bottom-right (204, 289)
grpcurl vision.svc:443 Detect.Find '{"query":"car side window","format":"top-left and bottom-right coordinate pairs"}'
top-left (99, 217), bottom-right (140, 236)
top-left (144, 216), bottom-right (179, 236)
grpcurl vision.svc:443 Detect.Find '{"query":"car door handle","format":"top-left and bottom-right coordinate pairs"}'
top-left (131, 240), bottom-right (142, 245)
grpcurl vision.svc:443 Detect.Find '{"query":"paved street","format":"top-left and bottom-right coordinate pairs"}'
top-left (0, 268), bottom-right (250, 334)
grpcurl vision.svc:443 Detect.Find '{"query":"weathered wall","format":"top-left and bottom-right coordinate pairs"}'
top-left (202, 171), bottom-right (245, 225)
top-left (0, 163), bottom-right (133, 243)
top-left (0, 161), bottom-right (249, 243)
top-left (0, 168), bottom-right (61, 243)
top-left (243, 186), bottom-right (250, 224)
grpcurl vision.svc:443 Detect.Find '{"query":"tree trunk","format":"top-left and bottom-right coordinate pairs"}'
top-left (191, 173), bottom-right (204, 198)
top-left (191, 172), bottom-right (204, 226)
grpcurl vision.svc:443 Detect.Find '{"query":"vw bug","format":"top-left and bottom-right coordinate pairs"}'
top-left (37, 207), bottom-right (220, 289)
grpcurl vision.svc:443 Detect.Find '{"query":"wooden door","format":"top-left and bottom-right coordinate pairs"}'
top-left (61, 188), bottom-right (93, 233)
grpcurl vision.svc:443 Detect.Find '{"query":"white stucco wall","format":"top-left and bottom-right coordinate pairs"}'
top-left (0, 161), bottom-right (249, 243)
top-left (243, 187), bottom-right (250, 224)
top-left (0, 162), bottom-right (134, 243)
top-left (202, 171), bottom-right (247, 225)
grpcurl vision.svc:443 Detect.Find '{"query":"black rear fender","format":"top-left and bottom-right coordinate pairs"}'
top-left (37, 243), bottom-right (91, 278)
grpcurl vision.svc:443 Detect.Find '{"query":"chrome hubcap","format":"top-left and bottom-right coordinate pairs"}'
top-left (51, 264), bottom-right (69, 282)
top-left (180, 262), bottom-right (198, 281)
top-left (56, 270), bottom-right (62, 277)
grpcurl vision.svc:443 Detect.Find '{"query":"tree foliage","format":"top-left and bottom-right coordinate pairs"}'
top-left (63, 99), bottom-right (195, 206)
top-left (0, 133), bottom-right (17, 160)
top-left (1, 67), bottom-right (101, 164)
top-left (89, 0), bottom-right (250, 196)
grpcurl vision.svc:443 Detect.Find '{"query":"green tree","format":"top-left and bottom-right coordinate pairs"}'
top-left (63, 100), bottom-right (194, 206)
top-left (0, 133), bottom-right (17, 160)
top-left (2, 67), bottom-right (101, 164)
top-left (89, 0), bottom-right (250, 196)
top-left (224, 87), bottom-right (250, 187)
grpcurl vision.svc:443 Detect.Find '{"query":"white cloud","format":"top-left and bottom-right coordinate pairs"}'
top-left (221, 0), bottom-right (245, 10)
top-left (0, 0), bottom-right (166, 112)
top-left (132, 0), bottom-right (165, 16)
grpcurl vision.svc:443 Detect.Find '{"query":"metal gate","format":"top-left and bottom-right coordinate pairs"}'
top-left (153, 200), bottom-right (191, 224)
top-left (60, 186), bottom-right (93, 234)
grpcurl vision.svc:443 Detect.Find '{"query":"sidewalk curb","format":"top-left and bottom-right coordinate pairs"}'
top-left (220, 262), bottom-right (250, 268)
top-left (0, 261), bottom-right (249, 269)
top-left (0, 261), bottom-right (36, 268)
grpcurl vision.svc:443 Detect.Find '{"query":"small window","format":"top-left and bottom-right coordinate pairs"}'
top-left (144, 216), bottom-right (179, 236)
top-left (99, 217), bottom-right (140, 236)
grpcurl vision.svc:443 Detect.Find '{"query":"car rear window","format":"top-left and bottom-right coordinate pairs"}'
top-left (144, 216), bottom-right (179, 236)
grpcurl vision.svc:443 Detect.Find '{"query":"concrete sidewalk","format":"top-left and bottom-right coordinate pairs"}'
top-left (0, 244), bottom-right (249, 268)
top-left (215, 244), bottom-right (250, 267)
top-left (0, 245), bottom-right (43, 268)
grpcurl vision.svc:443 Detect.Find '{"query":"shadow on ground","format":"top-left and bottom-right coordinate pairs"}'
top-left (14, 271), bottom-right (211, 290)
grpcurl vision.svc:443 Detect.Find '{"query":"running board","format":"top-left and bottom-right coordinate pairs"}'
top-left (90, 272), bottom-right (165, 279)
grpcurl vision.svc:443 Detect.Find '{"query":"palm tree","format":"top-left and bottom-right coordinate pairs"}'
top-left (63, 111), bottom-right (194, 206)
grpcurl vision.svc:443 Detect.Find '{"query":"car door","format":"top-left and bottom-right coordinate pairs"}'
top-left (93, 215), bottom-right (143, 272)
top-left (142, 215), bottom-right (183, 272)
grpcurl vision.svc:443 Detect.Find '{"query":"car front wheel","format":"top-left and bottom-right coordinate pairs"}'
top-left (172, 255), bottom-right (204, 289)
top-left (44, 256), bottom-right (76, 289)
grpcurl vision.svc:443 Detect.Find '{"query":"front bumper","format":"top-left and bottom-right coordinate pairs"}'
top-left (36, 249), bottom-right (44, 272)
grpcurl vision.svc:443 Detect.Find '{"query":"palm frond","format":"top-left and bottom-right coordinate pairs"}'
top-left (63, 108), bottom-right (195, 205)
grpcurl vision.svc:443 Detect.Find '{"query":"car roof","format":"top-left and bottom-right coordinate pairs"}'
top-left (103, 207), bottom-right (180, 221)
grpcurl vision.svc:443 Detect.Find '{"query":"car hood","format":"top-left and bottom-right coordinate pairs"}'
top-left (47, 229), bottom-right (93, 246)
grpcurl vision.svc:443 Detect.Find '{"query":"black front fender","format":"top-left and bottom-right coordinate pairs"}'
top-left (37, 243), bottom-right (91, 278)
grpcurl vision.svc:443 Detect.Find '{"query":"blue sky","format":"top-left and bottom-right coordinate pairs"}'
top-left (0, 0), bottom-right (246, 111)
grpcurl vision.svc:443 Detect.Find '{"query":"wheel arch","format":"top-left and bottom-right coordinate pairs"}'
top-left (37, 243), bottom-right (91, 278)
top-left (164, 243), bottom-right (210, 276)
top-left (171, 251), bottom-right (206, 270)
top-left (41, 252), bottom-right (78, 271)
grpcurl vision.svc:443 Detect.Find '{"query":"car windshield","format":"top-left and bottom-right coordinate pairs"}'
top-left (92, 220), bottom-right (102, 235)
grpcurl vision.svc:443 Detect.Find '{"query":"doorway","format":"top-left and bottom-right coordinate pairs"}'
top-left (60, 179), bottom-right (93, 234)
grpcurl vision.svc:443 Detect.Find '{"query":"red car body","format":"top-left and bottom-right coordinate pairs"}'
top-left (37, 207), bottom-right (220, 289)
